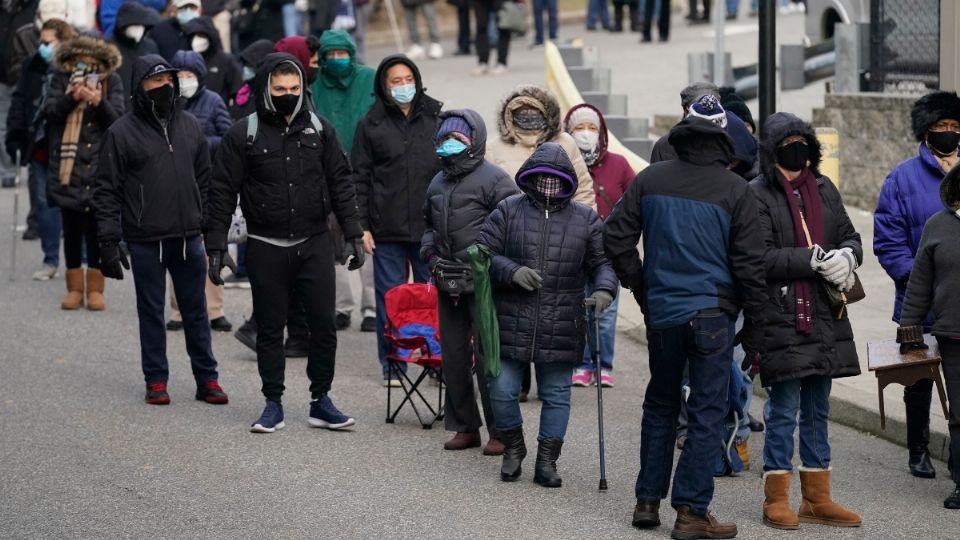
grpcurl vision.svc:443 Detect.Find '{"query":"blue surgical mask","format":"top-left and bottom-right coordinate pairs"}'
top-left (390, 83), bottom-right (416, 105)
top-left (436, 139), bottom-right (468, 157)
top-left (176, 8), bottom-right (199, 25)
top-left (38, 43), bottom-right (54, 63)
top-left (242, 66), bottom-right (256, 81)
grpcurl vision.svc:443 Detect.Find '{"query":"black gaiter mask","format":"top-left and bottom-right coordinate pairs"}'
top-left (146, 84), bottom-right (175, 119)
top-left (272, 94), bottom-right (299, 117)
top-left (775, 141), bottom-right (810, 172)
top-left (927, 130), bottom-right (960, 156)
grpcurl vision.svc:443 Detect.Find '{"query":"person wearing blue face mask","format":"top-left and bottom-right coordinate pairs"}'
top-left (311, 30), bottom-right (378, 333)
top-left (352, 55), bottom-right (442, 385)
top-left (147, 0), bottom-right (202, 62)
top-left (421, 110), bottom-right (518, 454)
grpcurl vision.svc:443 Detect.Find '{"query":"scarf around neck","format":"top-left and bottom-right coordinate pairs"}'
top-left (779, 168), bottom-right (822, 334)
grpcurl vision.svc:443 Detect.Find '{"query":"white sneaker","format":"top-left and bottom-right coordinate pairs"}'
top-left (470, 64), bottom-right (489, 77)
top-left (427, 42), bottom-right (443, 59)
top-left (32, 264), bottom-right (58, 281)
top-left (489, 63), bottom-right (508, 76)
top-left (406, 44), bottom-right (425, 60)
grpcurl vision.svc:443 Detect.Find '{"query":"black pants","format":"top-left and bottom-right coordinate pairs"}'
top-left (248, 296), bottom-right (310, 342)
top-left (643, 0), bottom-right (671, 40)
top-left (246, 234), bottom-right (337, 403)
top-left (904, 378), bottom-right (933, 446)
top-left (62, 207), bottom-right (99, 269)
top-left (457, 1), bottom-right (472, 53)
top-left (473, 0), bottom-right (510, 66)
top-left (938, 337), bottom-right (960, 485)
top-left (438, 292), bottom-right (497, 438)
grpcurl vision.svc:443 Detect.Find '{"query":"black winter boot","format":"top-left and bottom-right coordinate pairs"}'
top-left (499, 427), bottom-right (527, 482)
top-left (533, 438), bottom-right (563, 487)
top-left (945, 486), bottom-right (960, 509)
top-left (629, 4), bottom-right (641, 32)
top-left (610, 5), bottom-right (624, 32)
top-left (905, 384), bottom-right (936, 478)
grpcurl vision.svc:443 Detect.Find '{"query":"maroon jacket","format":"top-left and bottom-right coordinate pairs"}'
top-left (564, 103), bottom-right (636, 220)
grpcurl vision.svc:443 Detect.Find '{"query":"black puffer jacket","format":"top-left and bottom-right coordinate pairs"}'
top-left (94, 55), bottom-right (210, 244)
top-left (205, 53), bottom-right (362, 252)
top-left (46, 37), bottom-right (125, 213)
top-left (477, 142), bottom-right (618, 364)
top-left (421, 109), bottom-right (518, 264)
top-left (182, 16), bottom-right (242, 108)
top-left (352, 54), bottom-right (442, 243)
top-left (5, 53), bottom-right (50, 165)
top-left (110, 0), bottom-right (161, 111)
top-left (748, 112), bottom-right (863, 386)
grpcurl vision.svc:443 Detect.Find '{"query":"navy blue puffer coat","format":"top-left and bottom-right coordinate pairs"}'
top-left (477, 142), bottom-right (618, 365)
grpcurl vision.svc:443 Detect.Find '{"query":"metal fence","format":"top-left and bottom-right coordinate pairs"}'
top-left (869, 0), bottom-right (940, 93)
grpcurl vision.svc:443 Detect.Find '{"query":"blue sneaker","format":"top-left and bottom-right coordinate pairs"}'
top-left (250, 400), bottom-right (285, 433)
top-left (308, 394), bottom-right (356, 430)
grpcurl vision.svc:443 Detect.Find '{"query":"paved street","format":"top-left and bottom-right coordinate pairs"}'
top-left (3, 12), bottom-right (960, 540)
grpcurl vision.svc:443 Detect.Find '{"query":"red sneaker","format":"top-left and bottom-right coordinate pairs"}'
top-left (145, 383), bottom-right (171, 405)
top-left (196, 380), bottom-right (229, 404)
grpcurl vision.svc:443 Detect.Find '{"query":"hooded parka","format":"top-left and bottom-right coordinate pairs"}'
top-left (110, 1), bottom-right (161, 110)
top-left (94, 54), bottom-right (211, 244)
top-left (477, 142), bottom-right (618, 365)
top-left (229, 38), bottom-right (274, 120)
top-left (421, 109), bottom-right (519, 264)
top-left (182, 16), bottom-right (242, 107)
top-left (45, 36), bottom-right (125, 213)
top-left (205, 53), bottom-right (362, 252)
top-left (563, 102), bottom-right (636, 220)
top-left (748, 112), bottom-right (863, 386)
top-left (310, 30), bottom-right (376, 156)
top-left (351, 54), bottom-right (442, 243)
top-left (172, 50), bottom-right (232, 153)
top-left (486, 85), bottom-right (596, 209)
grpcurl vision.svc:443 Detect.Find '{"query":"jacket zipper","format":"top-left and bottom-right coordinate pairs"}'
top-left (529, 207), bottom-right (549, 362)
top-left (153, 104), bottom-right (185, 250)
top-left (442, 178), bottom-right (460, 258)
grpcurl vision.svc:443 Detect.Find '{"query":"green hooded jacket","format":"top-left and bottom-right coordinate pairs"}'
top-left (310, 30), bottom-right (377, 155)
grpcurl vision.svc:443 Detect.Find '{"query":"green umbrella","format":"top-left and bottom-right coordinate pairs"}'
top-left (467, 243), bottom-right (500, 378)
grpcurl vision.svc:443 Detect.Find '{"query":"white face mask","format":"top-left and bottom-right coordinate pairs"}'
top-left (573, 130), bottom-right (599, 152)
top-left (179, 75), bottom-right (199, 99)
top-left (123, 25), bottom-right (146, 43)
top-left (191, 35), bottom-right (210, 54)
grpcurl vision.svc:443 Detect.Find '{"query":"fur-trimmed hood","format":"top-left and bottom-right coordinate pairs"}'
top-left (911, 91), bottom-right (960, 142)
top-left (496, 84), bottom-right (562, 146)
top-left (54, 35), bottom-right (121, 74)
top-left (758, 112), bottom-right (822, 179)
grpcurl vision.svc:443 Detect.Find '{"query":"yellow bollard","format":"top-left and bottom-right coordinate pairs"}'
top-left (816, 127), bottom-right (840, 189)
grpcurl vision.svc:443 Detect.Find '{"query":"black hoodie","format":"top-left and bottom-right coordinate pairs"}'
top-left (94, 54), bottom-right (211, 244)
top-left (351, 54), bottom-right (443, 243)
top-left (421, 109), bottom-right (518, 264)
top-left (205, 53), bottom-right (362, 252)
top-left (182, 16), bottom-right (242, 107)
top-left (110, 1), bottom-right (161, 110)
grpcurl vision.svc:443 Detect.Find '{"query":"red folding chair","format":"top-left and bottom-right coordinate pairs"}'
top-left (384, 283), bottom-right (444, 429)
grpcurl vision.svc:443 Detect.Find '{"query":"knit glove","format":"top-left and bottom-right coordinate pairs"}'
top-left (819, 247), bottom-right (857, 286)
top-left (99, 242), bottom-right (130, 280)
top-left (512, 266), bottom-right (543, 291)
top-left (896, 325), bottom-right (929, 354)
top-left (588, 290), bottom-right (614, 317)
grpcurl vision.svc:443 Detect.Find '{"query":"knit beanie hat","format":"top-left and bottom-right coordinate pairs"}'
top-left (436, 115), bottom-right (472, 145)
top-left (720, 93), bottom-right (755, 132)
top-left (688, 95), bottom-right (728, 128)
top-left (566, 106), bottom-right (601, 132)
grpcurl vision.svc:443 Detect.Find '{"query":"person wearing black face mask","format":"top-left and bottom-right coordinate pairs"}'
top-left (748, 112), bottom-right (863, 529)
top-left (206, 53), bottom-right (365, 434)
top-left (93, 54), bottom-right (228, 407)
top-left (874, 90), bottom-right (960, 481)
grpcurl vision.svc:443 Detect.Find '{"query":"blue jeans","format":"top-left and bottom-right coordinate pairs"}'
top-left (580, 283), bottom-right (618, 371)
top-left (488, 359), bottom-right (574, 441)
top-left (282, 3), bottom-right (304, 36)
top-left (635, 309), bottom-right (734, 515)
top-left (587, 0), bottom-right (611, 28)
top-left (128, 236), bottom-right (219, 385)
top-left (763, 375), bottom-right (832, 471)
top-left (29, 162), bottom-right (61, 267)
top-left (373, 241), bottom-right (430, 374)
top-left (532, 0), bottom-right (558, 44)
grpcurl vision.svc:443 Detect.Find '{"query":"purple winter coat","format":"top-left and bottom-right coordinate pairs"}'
top-left (873, 143), bottom-right (948, 325)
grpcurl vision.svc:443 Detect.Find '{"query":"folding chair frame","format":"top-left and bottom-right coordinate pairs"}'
top-left (385, 359), bottom-right (444, 429)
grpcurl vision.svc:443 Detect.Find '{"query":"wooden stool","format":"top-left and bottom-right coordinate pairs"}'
top-left (868, 335), bottom-right (949, 430)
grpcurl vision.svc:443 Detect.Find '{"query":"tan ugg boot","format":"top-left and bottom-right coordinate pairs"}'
top-left (762, 470), bottom-right (799, 530)
top-left (61, 269), bottom-right (85, 310)
top-left (85, 268), bottom-right (106, 311)
top-left (798, 468), bottom-right (861, 527)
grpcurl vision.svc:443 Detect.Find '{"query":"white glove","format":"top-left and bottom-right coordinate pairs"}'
top-left (819, 247), bottom-right (857, 286)
top-left (840, 271), bottom-right (857, 292)
top-left (809, 244), bottom-right (826, 272)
